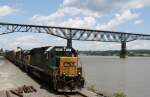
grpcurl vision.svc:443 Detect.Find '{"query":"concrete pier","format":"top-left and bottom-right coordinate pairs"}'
top-left (120, 42), bottom-right (127, 58)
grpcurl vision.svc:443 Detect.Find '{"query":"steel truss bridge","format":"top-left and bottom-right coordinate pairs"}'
top-left (0, 22), bottom-right (150, 58)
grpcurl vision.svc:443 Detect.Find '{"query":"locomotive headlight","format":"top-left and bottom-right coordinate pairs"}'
top-left (63, 72), bottom-right (66, 75)
top-left (78, 72), bottom-right (81, 75)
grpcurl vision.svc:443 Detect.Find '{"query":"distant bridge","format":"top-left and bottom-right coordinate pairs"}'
top-left (0, 22), bottom-right (150, 58)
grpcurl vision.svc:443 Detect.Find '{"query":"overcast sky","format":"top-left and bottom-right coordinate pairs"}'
top-left (0, 0), bottom-right (150, 50)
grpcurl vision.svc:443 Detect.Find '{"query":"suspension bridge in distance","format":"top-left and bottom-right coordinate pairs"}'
top-left (0, 22), bottom-right (150, 58)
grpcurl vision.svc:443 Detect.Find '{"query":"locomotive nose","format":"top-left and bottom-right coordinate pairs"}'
top-left (59, 57), bottom-right (78, 77)
top-left (55, 57), bottom-right (85, 91)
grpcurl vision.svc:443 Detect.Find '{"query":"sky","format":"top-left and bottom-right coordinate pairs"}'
top-left (0, 0), bottom-right (150, 50)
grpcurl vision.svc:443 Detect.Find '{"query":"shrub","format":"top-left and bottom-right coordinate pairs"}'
top-left (112, 91), bottom-right (126, 97)
top-left (87, 85), bottom-right (96, 92)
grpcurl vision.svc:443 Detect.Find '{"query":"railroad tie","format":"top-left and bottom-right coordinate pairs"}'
top-left (29, 86), bottom-right (37, 92)
top-left (10, 90), bottom-right (23, 97)
top-left (0, 91), bottom-right (7, 97)
top-left (6, 91), bottom-right (10, 97)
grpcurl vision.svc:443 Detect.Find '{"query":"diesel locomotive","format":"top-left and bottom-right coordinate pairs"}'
top-left (5, 46), bottom-right (85, 92)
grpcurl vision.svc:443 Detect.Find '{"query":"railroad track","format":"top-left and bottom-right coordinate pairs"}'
top-left (56, 92), bottom-right (88, 97)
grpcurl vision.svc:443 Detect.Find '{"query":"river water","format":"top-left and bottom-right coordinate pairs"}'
top-left (80, 56), bottom-right (150, 97)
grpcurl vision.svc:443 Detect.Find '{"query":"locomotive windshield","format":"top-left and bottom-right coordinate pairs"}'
top-left (64, 62), bottom-right (76, 67)
top-left (55, 48), bottom-right (77, 57)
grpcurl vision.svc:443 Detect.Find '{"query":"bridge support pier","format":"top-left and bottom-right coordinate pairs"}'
top-left (67, 39), bottom-right (72, 48)
top-left (120, 41), bottom-right (127, 58)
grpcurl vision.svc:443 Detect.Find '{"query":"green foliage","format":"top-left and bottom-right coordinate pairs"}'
top-left (87, 85), bottom-right (96, 92)
top-left (0, 48), bottom-right (5, 56)
top-left (112, 91), bottom-right (126, 97)
top-left (0, 48), bottom-right (3, 52)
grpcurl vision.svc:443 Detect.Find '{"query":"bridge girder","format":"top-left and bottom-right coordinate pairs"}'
top-left (0, 22), bottom-right (150, 43)
top-left (0, 22), bottom-right (150, 58)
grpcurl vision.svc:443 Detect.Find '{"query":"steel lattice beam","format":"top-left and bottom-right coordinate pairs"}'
top-left (0, 22), bottom-right (150, 42)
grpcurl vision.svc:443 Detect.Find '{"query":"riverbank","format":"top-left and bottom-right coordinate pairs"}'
top-left (79, 50), bottom-right (150, 57)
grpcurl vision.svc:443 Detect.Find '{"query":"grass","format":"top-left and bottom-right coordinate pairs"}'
top-left (112, 91), bottom-right (126, 97)
top-left (86, 85), bottom-right (96, 92)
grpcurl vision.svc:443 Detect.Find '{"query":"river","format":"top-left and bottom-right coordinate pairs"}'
top-left (80, 56), bottom-right (150, 97)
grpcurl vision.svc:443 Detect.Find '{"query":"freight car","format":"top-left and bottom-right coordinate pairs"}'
top-left (5, 46), bottom-right (85, 92)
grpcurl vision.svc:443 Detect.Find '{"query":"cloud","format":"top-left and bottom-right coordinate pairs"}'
top-left (73, 41), bottom-right (122, 51)
top-left (96, 10), bottom-right (139, 30)
top-left (127, 40), bottom-right (150, 50)
top-left (30, 0), bottom-right (146, 30)
top-left (0, 34), bottom-right (42, 49)
top-left (63, 0), bottom-right (77, 6)
top-left (31, 7), bottom-right (78, 25)
top-left (62, 0), bottom-right (150, 14)
top-left (0, 5), bottom-right (16, 16)
top-left (60, 16), bottom-right (96, 28)
top-left (31, 7), bottom-right (140, 30)
top-left (0, 33), bottom-right (66, 50)
top-left (134, 19), bottom-right (143, 25)
top-left (30, 6), bottom-right (99, 26)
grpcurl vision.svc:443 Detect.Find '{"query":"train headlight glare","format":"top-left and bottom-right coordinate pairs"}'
top-left (78, 72), bottom-right (81, 75)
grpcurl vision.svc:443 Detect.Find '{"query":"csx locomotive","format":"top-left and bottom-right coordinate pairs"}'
top-left (5, 46), bottom-right (85, 92)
